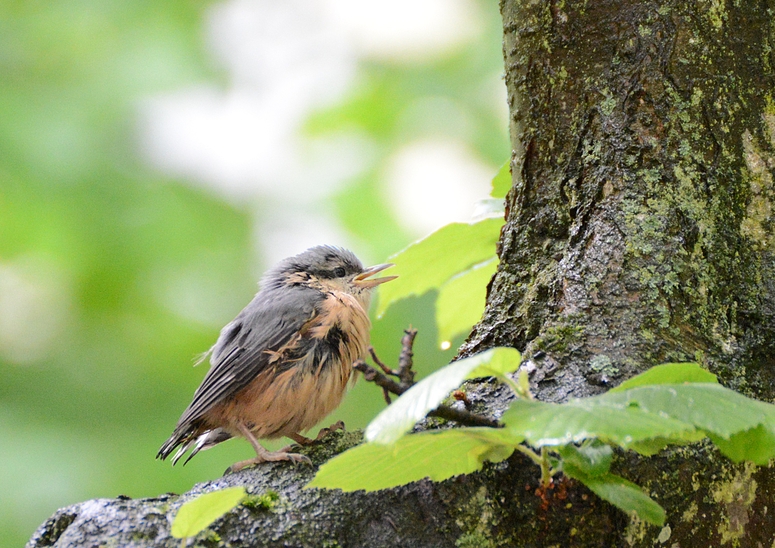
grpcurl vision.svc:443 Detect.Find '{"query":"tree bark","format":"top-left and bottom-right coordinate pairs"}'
top-left (466, 0), bottom-right (775, 404)
top-left (28, 1), bottom-right (775, 547)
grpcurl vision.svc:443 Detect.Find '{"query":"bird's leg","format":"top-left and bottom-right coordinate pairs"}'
top-left (226, 423), bottom-right (311, 474)
top-left (287, 432), bottom-right (314, 446)
top-left (315, 419), bottom-right (345, 440)
top-left (283, 420), bottom-right (346, 451)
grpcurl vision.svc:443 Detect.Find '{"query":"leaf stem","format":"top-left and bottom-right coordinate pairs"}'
top-left (540, 447), bottom-right (552, 487)
top-left (513, 444), bottom-right (554, 487)
top-left (500, 371), bottom-right (533, 400)
top-left (500, 374), bottom-right (524, 398)
top-left (512, 444), bottom-right (543, 467)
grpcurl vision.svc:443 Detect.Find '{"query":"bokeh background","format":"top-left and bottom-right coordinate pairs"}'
top-left (0, 1), bottom-right (509, 544)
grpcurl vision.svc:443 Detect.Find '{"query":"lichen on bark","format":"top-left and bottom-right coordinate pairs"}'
top-left (464, 0), bottom-right (775, 404)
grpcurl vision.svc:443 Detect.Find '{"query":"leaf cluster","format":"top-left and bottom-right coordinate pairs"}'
top-left (311, 162), bottom-right (775, 526)
top-left (374, 162), bottom-right (508, 346)
top-left (311, 357), bottom-right (775, 525)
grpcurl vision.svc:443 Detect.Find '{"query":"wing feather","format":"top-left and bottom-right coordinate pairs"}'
top-left (158, 285), bottom-right (323, 460)
top-left (179, 286), bottom-right (322, 427)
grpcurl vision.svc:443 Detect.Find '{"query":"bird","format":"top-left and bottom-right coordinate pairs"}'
top-left (157, 245), bottom-right (396, 472)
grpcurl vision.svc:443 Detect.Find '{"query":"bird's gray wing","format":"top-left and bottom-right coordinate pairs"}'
top-left (174, 285), bottom-right (324, 430)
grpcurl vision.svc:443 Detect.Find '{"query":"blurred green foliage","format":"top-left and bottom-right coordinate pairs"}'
top-left (0, 1), bottom-right (508, 545)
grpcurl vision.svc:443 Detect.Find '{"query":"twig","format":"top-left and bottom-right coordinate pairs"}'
top-left (355, 329), bottom-right (501, 430)
top-left (396, 328), bottom-right (417, 386)
top-left (369, 346), bottom-right (394, 376)
top-left (428, 405), bottom-right (500, 428)
top-left (354, 360), bottom-right (406, 397)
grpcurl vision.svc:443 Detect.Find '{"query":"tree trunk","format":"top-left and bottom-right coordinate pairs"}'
top-left (27, 1), bottom-right (775, 547)
top-left (466, 0), bottom-right (775, 403)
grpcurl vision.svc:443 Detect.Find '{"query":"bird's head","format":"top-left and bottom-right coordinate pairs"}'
top-left (265, 246), bottom-right (396, 308)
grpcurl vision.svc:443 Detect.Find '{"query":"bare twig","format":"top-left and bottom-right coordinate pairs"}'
top-left (396, 328), bottom-right (417, 387)
top-left (428, 405), bottom-right (500, 428)
top-left (369, 347), bottom-right (395, 376)
top-left (354, 360), bottom-right (406, 397)
top-left (355, 328), bottom-right (501, 430)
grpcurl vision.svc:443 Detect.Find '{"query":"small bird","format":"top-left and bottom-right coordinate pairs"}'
top-left (157, 246), bottom-right (396, 472)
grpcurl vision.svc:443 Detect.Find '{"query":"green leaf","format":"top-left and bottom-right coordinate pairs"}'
top-left (490, 161), bottom-right (511, 198)
top-left (504, 381), bottom-right (775, 451)
top-left (501, 398), bottom-right (697, 449)
top-left (558, 441), bottom-right (613, 477)
top-left (563, 466), bottom-right (666, 526)
top-left (709, 419), bottom-right (775, 465)
top-left (436, 258), bottom-right (498, 345)
top-left (308, 428), bottom-right (519, 492)
top-left (365, 347), bottom-right (521, 444)
top-left (626, 432), bottom-right (706, 456)
top-left (171, 487), bottom-right (247, 539)
top-left (375, 218), bottom-right (503, 318)
top-left (609, 362), bottom-right (717, 393)
top-left (602, 384), bottom-right (768, 439)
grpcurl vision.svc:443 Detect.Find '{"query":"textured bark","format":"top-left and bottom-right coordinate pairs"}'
top-left (465, 0), bottom-right (775, 403)
top-left (28, 1), bottom-right (775, 547)
top-left (26, 428), bottom-right (630, 548)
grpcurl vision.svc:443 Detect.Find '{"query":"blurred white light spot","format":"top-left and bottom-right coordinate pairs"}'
top-left (208, 0), bottom-right (352, 94)
top-left (141, 87), bottom-right (374, 201)
top-left (322, 0), bottom-right (481, 62)
top-left (255, 205), bottom-right (360, 268)
top-left (139, 0), bottom-right (367, 202)
top-left (384, 139), bottom-right (495, 235)
top-left (149, 262), bottom-right (253, 328)
top-left (440, 340), bottom-right (452, 351)
top-left (0, 256), bottom-right (72, 364)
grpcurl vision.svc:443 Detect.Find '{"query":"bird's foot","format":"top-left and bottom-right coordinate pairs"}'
top-left (286, 421), bottom-right (345, 448)
top-left (225, 449), bottom-right (312, 474)
top-left (315, 420), bottom-right (345, 441)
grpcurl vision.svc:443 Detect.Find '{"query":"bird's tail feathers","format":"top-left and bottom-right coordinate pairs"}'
top-left (180, 429), bottom-right (232, 465)
top-left (157, 425), bottom-right (232, 465)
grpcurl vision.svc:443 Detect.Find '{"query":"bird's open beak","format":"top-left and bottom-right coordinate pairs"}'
top-left (353, 263), bottom-right (397, 289)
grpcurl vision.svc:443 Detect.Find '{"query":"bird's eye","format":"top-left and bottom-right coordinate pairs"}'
top-left (334, 267), bottom-right (346, 277)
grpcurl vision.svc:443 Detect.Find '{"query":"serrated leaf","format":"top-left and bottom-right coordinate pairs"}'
top-left (558, 441), bottom-right (613, 477)
top-left (365, 347), bottom-right (521, 444)
top-left (502, 398), bottom-right (697, 449)
top-left (627, 431), bottom-right (706, 456)
top-left (308, 428), bottom-right (519, 492)
top-left (563, 466), bottom-right (666, 526)
top-left (436, 258), bottom-right (498, 345)
top-left (490, 161), bottom-right (511, 198)
top-left (709, 420), bottom-right (775, 465)
top-left (376, 218), bottom-right (503, 318)
top-left (602, 384), bottom-right (768, 439)
top-left (171, 487), bottom-right (247, 539)
top-left (610, 362), bottom-right (717, 393)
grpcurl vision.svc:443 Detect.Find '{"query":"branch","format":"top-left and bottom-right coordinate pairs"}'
top-left (356, 328), bottom-right (501, 429)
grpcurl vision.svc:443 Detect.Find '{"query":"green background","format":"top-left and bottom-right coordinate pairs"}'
top-left (0, 1), bottom-right (508, 545)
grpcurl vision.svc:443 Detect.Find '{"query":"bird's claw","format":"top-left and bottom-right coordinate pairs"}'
top-left (315, 420), bottom-right (345, 441)
top-left (288, 453), bottom-right (313, 465)
top-left (224, 449), bottom-right (312, 475)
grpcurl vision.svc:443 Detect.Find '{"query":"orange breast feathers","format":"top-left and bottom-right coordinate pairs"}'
top-left (207, 290), bottom-right (372, 440)
top-left (308, 290), bottom-right (372, 367)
